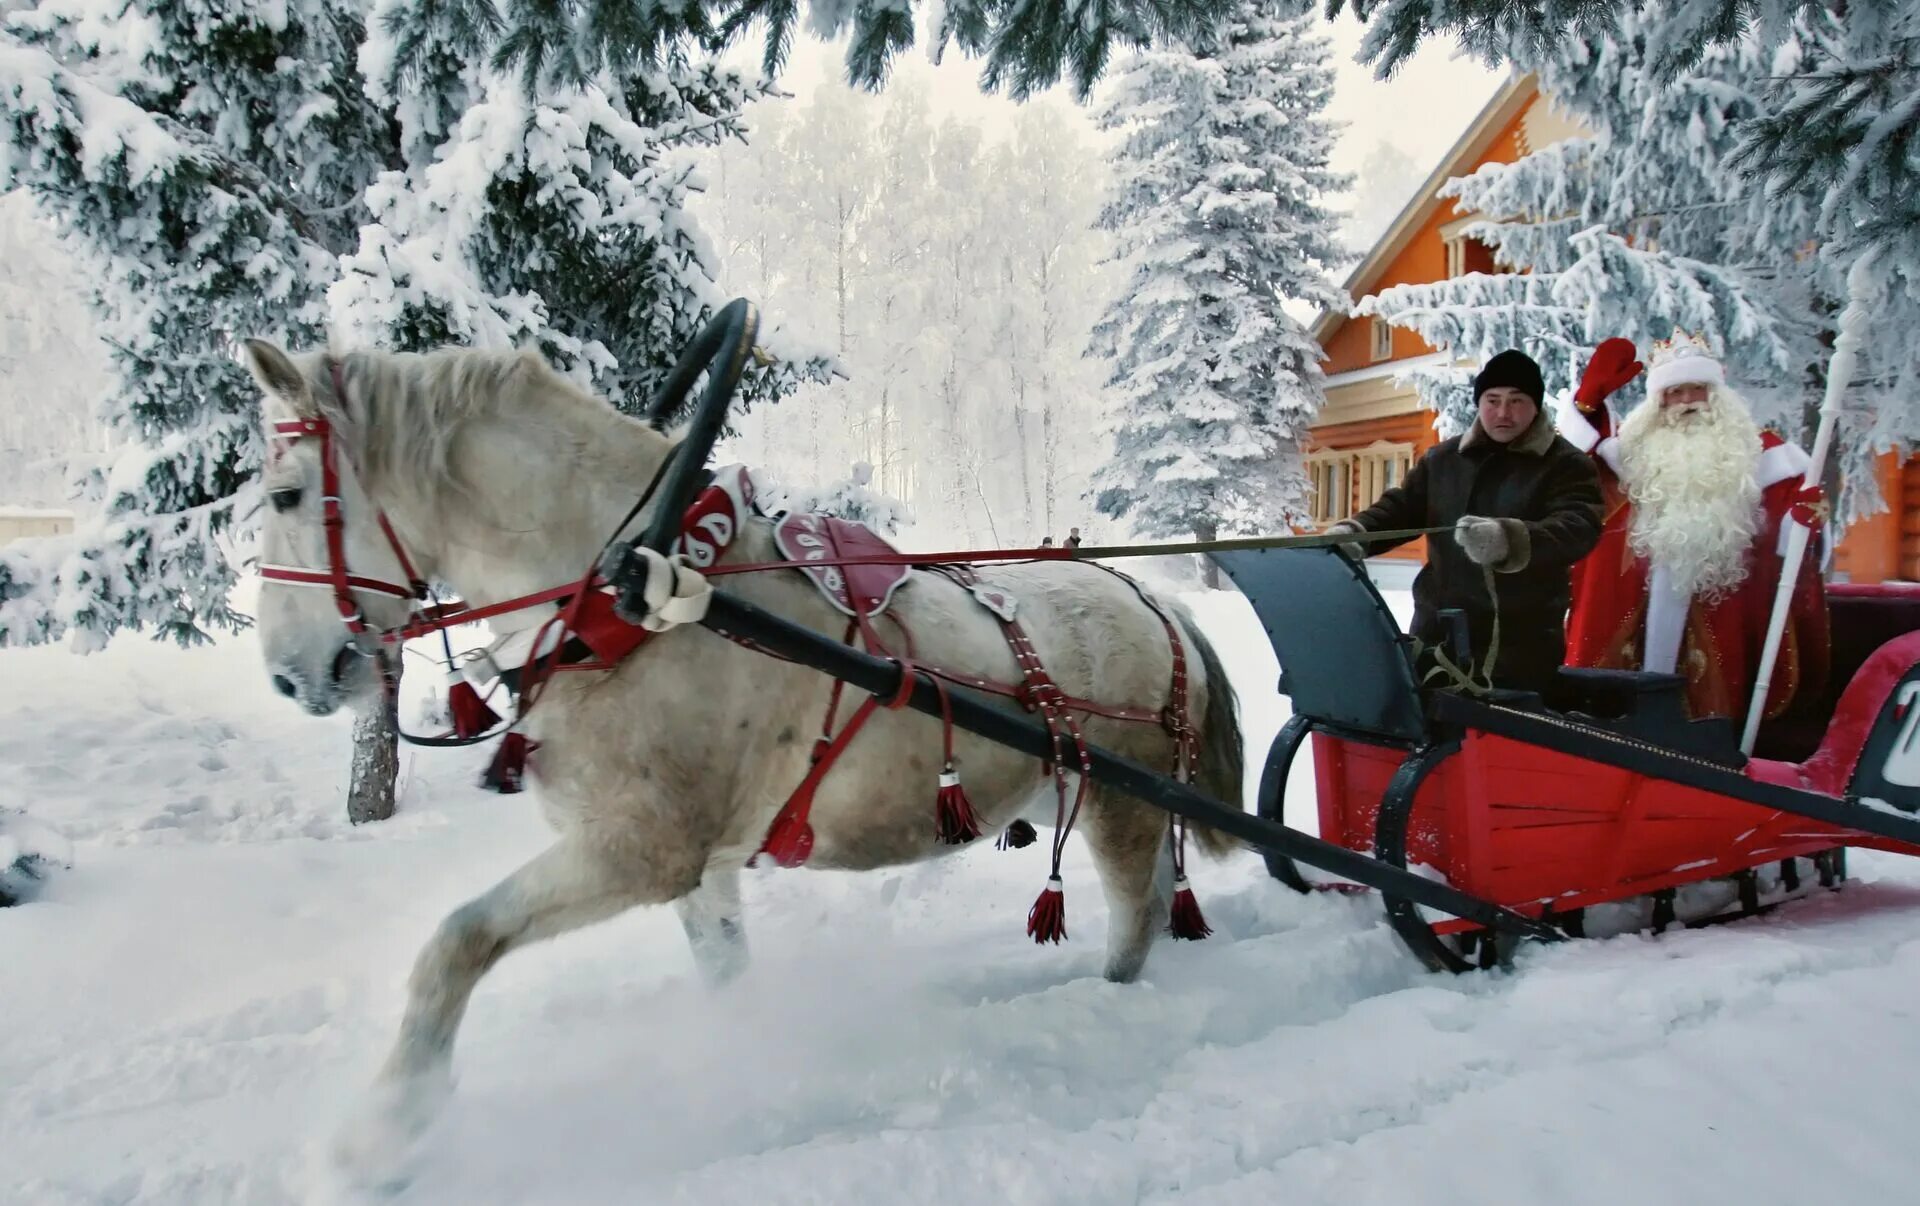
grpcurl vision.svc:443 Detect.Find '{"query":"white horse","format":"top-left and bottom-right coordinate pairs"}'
top-left (242, 338), bottom-right (1241, 1149)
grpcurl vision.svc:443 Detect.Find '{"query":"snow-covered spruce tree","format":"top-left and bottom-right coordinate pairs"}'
top-left (0, 0), bottom-right (408, 823)
top-left (1088, 4), bottom-right (1349, 585)
top-left (0, 1), bottom-right (820, 821)
top-left (1359, 16), bottom-right (1811, 444)
top-left (336, 4), bottom-right (826, 413)
top-left (1340, 0), bottom-right (1920, 517)
top-left (0, 1), bottom-right (387, 648)
top-left (1727, 4), bottom-right (1920, 493)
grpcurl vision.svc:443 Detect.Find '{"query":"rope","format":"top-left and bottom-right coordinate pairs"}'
top-left (1413, 564), bottom-right (1503, 697)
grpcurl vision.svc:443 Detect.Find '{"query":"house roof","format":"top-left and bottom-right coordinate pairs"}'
top-left (1312, 71), bottom-right (1538, 346)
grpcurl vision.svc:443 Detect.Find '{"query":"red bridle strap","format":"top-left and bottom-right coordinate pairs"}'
top-left (256, 397), bottom-right (598, 648)
top-left (258, 405), bottom-right (426, 635)
top-left (385, 577), bottom-right (608, 643)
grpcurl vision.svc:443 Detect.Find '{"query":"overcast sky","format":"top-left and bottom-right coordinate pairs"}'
top-left (757, 13), bottom-right (1509, 203)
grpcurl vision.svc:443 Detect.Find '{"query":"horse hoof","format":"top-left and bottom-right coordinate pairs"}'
top-left (329, 1069), bottom-right (452, 1191)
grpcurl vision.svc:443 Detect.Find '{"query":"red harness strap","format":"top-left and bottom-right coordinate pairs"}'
top-left (754, 542), bottom-right (924, 867)
top-left (259, 394), bottom-right (1200, 917)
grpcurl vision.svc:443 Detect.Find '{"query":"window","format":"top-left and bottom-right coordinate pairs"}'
top-left (1369, 318), bottom-right (1393, 362)
top-left (1354, 440), bottom-right (1415, 513)
top-left (1444, 233), bottom-right (1495, 277)
top-left (1307, 441), bottom-right (1415, 527)
top-left (1306, 452), bottom-right (1353, 524)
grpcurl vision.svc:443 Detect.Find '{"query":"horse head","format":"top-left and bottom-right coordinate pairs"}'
top-left (242, 338), bottom-right (418, 716)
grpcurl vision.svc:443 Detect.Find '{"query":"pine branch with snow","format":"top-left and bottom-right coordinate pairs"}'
top-left (374, 0), bottom-right (1229, 101)
top-left (0, 2), bottom-right (387, 647)
top-left (337, 11), bottom-right (829, 413)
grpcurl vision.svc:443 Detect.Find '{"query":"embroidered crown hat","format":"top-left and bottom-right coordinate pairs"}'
top-left (1644, 328), bottom-right (1725, 397)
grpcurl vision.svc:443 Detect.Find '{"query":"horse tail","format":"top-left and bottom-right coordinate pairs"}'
top-left (1170, 601), bottom-right (1244, 861)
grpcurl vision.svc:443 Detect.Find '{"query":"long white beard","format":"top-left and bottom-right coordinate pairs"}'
top-left (1616, 389), bottom-right (1763, 600)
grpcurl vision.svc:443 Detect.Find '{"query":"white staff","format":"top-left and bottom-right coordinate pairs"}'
top-left (1741, 254), bottom-right (1880, 754)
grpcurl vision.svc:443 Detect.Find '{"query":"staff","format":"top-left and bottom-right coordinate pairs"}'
top-left (1742, 254), bottom-right (1880, 754)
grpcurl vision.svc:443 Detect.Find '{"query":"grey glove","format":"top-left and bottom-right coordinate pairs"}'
top-left (1326, 519), bottom-right (1366, 562)
top-left (1454, 515), bottom-right (1509, 567)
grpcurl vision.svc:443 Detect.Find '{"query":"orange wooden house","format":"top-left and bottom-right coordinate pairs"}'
top-left (1310, 73), bottom-right (1913, 584)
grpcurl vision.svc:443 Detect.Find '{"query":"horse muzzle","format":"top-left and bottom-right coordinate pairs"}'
top-left (269, 641), bottom-right (378, 716)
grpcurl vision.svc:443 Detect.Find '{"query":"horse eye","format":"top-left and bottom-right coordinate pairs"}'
top-left (268, 487), bottom-right (303, 512)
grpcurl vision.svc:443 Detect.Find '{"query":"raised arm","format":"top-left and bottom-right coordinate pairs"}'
top-left (1553, 337), bottom-right (1643, 476)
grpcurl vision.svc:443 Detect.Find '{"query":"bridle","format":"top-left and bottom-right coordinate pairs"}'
top-left (254, 358), bottom-right (682, 657)
top-left (256, 360), bottom-right (430, 638)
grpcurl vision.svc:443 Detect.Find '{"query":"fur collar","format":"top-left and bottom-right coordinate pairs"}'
top-left (1460, 410), bottom-right (1556, 456)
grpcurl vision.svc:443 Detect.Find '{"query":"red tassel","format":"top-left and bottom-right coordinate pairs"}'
top-left (480, 732), bottom-right (533, 794)
top-left (760, 803), bottom-right (816, 868)
top-left (934, 768), bottom-right (982, 844)
top-left (997, 819), bottom-right (1038, 850)
top-left (447, 676), bottom-right (502, 739)
top-left (1027, 876), bottom-right (1067, 944)
top-left (1168, 877), bottom-right (1211, 940)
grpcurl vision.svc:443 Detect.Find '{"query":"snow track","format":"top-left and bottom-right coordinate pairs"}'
top-left (6, 592), bottom-right (1920, 1204)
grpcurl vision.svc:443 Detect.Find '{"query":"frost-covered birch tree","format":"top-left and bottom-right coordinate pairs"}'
top-left (700, 78), bottom-right (1115, 545)
top-left (1088, 3), bottom-right (1350, 583)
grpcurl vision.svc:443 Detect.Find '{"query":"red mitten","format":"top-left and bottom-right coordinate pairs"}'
top-left (1574, 337), bottom-right (1644, 412)
top-left (1790, 483), bottom-right (1828, 527)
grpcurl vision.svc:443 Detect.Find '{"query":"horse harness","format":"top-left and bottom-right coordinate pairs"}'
top-left (259, 391), bottom-right (1210, 942)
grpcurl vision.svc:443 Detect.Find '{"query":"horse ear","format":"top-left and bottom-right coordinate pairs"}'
top-left (241, 338), bottom-right (312, 411)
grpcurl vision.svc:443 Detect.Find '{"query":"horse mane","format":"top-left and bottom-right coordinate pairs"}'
top-left (305, 344), bottom-right (661, 523)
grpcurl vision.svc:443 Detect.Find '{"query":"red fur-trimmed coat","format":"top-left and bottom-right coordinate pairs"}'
top-left (1555, 398), bottom-right (1830, 722)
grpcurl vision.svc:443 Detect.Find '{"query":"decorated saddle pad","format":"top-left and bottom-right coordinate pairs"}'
top-left (773, 512), bottom-right (911, 619)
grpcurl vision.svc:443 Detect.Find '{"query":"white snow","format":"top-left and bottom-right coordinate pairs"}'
top-left (7, 582), bottom-right (1920, 1204)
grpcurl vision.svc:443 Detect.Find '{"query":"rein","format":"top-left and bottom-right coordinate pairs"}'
top-left (259, 371), bottom-right (1464, 750)
top-left (693, 525), bottom-right (1454, 580)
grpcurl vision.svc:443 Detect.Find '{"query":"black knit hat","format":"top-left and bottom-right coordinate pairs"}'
top-left (1472, 349), bottom-right (1545, 406)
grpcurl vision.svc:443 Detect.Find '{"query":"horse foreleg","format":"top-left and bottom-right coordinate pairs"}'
top-left (365, 838), bottom-right (651, 1121)
top-left (674, 862), bottom-right (748, 987)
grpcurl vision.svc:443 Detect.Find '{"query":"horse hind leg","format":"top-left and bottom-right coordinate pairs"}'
top-left (674, 862), bottom-right (748, 987)
top-left (1078, 788), bottom-right (1175, 984)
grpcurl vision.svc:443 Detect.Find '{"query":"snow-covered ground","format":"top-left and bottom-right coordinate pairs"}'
top-left (7, 583), bottom-right (1920, 1204)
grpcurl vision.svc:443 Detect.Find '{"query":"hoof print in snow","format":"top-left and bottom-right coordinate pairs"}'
top-left (0, 812), bottom-right (73, 906)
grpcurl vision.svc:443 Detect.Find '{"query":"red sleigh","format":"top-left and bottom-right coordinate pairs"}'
top-left (1226, 546), bottom-right (1920, 971)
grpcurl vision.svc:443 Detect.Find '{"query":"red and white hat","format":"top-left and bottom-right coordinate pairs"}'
top-left (1644, 328), bottom-right (1725, 397)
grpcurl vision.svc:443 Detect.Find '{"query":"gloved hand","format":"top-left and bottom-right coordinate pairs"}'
top-left (1789, 483), bottom-right (1829, 528)
top-left (1454, 515), bottom-right (1510, 567)
top-left (1574, 337), bottom-right (1644, 413)
top-left (1326, 520), bottom-right (1366, 562)
top-left (614, 546), bottom-right (713, 632)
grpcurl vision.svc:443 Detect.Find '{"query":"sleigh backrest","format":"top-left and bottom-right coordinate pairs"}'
top-left (1212, 546), bottom-right (1427, 743)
